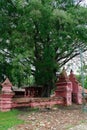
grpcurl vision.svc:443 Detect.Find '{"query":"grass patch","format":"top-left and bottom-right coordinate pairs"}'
top-left (16, 107), bottom-right (39, 114)
top-left (80, 120), bottom-right (87, 124)
top-left (66, 124), bottom-right (74, 130)
top-left (0, 109), bottom-right (24, 130)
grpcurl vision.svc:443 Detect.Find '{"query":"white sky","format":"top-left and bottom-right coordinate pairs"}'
top-left (65, 51), bottom-right (87, 74)
top-left (83, 0), bottom-right (87, 3)
top-left (81, 0), bottom-right (87, 6)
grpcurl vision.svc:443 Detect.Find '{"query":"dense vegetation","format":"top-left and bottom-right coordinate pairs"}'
top-left (0, 0), bottom-right (87, 96)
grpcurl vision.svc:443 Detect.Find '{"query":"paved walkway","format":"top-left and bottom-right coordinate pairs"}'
top-left (69, 124), bottom-right (87, 130)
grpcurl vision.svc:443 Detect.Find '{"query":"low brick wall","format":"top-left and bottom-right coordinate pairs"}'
top-left (12, 97), bottom-right (64, 109)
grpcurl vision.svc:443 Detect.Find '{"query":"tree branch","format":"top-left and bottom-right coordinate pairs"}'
top-left (75, 0), bottom-right (84, 7)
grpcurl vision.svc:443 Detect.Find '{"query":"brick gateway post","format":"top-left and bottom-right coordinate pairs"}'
top-left (0, 78), bottom-right (14, 112)
top-left (55, 68), bottom-right (72, 105)
top-left (69, 70), bottom-right (82, 104)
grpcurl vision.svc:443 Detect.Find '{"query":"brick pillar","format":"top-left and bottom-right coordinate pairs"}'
top-left (55, 68), bottom-right (72, 106)
top-left (0, 78), bottom-right (14, 112)
top-left (69, 70), bottom-right (82, 104)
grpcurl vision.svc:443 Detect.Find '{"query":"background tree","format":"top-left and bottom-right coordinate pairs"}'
top-left (0, 0), bottom-right (87, 96)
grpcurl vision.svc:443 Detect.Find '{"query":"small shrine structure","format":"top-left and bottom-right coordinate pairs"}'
top-left (55, 68), bottom-right (72, 105)
top-left (0, 78), bottom-right (14, 112)
top-left (69, 70), bottom-right (82, 104)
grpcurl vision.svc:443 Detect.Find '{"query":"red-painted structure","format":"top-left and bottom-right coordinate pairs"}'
top-left (0, 78), bottom-right (65, 112)
top-left (69, 70), bottom-right (82, 104)
top-left (0, 78), bottom-right (14, 112)
top-left (12, 97), bottom-right (64, 109)
top-left (55, 68), bottom-right (72, 106)
top-left (0, 69), bottom-right (85, 112)
top-left (24, 86), bottom-right (43, 97)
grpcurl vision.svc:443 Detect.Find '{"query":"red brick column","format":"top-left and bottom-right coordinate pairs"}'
top-left (0, 78), bottom-right (14, 112)
top-left (69, 70), bottom-right (82, 104)
top-left (55, 68), bottom-right (72, 106)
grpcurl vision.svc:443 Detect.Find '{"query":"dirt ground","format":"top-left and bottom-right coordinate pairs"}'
top-left (9, 104), bottom-right (87, 130)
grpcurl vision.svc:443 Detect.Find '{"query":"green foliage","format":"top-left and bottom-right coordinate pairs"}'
top-left (0, 0), bottom-right (87, 96)
top-left (84, 76), bottom-right (87, 89)
top-left (35, 45), bottom-right (57, 85)
top-left (76, 75), bottom-right (87, 89)
top-left (76, 75), bottom-right (81, 84)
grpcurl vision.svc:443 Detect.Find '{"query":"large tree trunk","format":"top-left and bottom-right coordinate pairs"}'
top-left (41, 84), bottom-right (52, 97)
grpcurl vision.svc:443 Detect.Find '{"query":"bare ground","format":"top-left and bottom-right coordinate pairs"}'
top-left (9, 104), bottom-right (87, 130)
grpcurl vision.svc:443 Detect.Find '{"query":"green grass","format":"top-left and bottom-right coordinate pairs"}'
top-left (80, 120), bottom-right (87, 124)
top-left (0, 109), bottom-right (24, 130)
top-left (66, 124), bottom-right (74, 130)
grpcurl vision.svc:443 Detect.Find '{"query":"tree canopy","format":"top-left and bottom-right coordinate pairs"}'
top-left (0, 0), bottom-right (87, 96)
